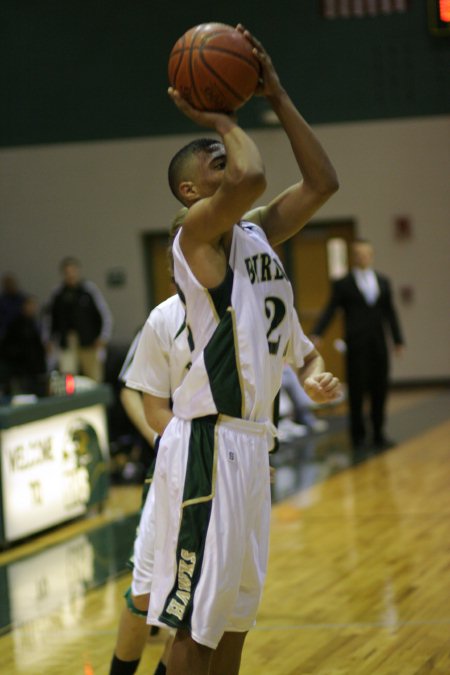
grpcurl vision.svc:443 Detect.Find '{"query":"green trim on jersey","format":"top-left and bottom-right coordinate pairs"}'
top-left (159, 415), bottom-right (218, 631)
top-left (174, 319), bottom-right (186, 340)
top-left (174, 285), bottom-right (195, 351)
top-left (203, 308), bottom-right (243, 418)
top-left (207, 265), bottom-right (233, 319)
top-left (271, 390), bottom-right (280, 453)
top-left (175, 283), bottom-right (186, 305)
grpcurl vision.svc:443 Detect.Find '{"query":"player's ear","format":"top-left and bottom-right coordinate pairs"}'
top-left (179, 181), bottom-right (200, 204)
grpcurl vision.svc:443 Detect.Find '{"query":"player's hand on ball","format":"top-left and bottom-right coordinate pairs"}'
top-left (168, 87), bottom-right (237, 130)
top-left (304, 372), bottom-right (341, 404)
top-left (236, 24), bottom-right (282, 99)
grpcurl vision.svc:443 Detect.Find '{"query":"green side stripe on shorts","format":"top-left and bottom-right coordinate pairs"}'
top-left (159, 416), bottom-right (218, 631)
top-left (203, 309), bottom-right (243, 418)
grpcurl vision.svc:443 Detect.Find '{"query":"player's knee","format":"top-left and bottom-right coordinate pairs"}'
top-left (124, 586), bottom-right (149, 617)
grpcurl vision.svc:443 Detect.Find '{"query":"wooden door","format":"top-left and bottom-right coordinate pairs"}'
top-left (283, 219), bottom-right (355, 382)
top-left (141, 232), bottom-right (174, 310)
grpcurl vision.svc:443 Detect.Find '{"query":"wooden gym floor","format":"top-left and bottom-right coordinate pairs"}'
top-left (0, 386), bottom-right (449, 674)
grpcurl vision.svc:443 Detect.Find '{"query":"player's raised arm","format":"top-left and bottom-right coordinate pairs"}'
top-left (238, 25), bottom-right (339, 245)
top-left (168, 88), bottom-right (266, 245)
top-left (167, 88), bottom-right (267, 288)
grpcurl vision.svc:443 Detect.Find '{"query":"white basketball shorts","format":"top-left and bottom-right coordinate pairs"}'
top-left (130, 480), bottom-right (156, 596)
top-left (146, 414), bottom-right (274, 649)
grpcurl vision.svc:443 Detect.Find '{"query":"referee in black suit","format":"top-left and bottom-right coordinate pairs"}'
top-left (312, 239), bottom-right (405, 450)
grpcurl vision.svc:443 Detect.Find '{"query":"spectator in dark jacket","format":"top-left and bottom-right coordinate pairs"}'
top-left (312, 239), bottom-right (404, 451)
top-left (0, 273), bottom-right (26, 340)
top-left (1, 294), bottom-right (47, 395)
top-left (47, 257), bottom-right (113, 382)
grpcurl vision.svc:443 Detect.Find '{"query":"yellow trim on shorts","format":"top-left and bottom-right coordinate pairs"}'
top-left (181, 422), bottom-right (219, 508)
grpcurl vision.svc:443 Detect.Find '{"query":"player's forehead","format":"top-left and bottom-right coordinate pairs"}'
top-left (201, 142), bottom-right (225, 163)
top-left (187, 142), bottom-right (225, 179)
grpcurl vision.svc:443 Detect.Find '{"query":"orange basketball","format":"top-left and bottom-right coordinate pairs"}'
top-left (168, 23), bottom-right (261, 113)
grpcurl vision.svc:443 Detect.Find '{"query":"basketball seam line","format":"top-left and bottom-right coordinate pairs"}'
top-left (170, 47), bottom-right (260, 75)
top-left (197, 52), bottom-right (248, 103)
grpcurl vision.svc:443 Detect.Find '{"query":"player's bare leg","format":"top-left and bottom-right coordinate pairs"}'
top-left (114, 611), bottom-right (148, 661)
top-left (160, 633), bottom-right (175, 666)
top-left (110, 592), bottom-right (150, 673)
top-left (210, 631), bottom-right (247, 675)
top-left (166, 629), bottom-right (212, 675)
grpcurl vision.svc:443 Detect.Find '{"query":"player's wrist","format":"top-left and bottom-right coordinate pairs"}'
top-left (266, 85), bottom-right (288, 108)
top-left (216, 115), bottom-right (238, 136)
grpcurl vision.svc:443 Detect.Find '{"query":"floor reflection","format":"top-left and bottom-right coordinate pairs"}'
top-left (1, 388), bottom-right (449, 647)
top-left (271, 416), bottom-right (351, 502)
top-left (0, 514), bottom-right (138, 633)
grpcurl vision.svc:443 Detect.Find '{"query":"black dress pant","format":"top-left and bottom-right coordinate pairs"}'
top-left (346, 338), bottom-right (389, 446)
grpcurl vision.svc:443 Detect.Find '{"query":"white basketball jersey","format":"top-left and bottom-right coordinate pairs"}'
top-left (125, 294), bottom-right (190, 398)
top-left (172, 222), bottom-right (298, 422)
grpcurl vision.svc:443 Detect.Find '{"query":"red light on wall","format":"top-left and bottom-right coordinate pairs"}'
top-left (440, 0), bottom-right (450, 22)
top-left (428, 0), bottom-right (450, 33)
top-left (65, 374), bottom-right (76, 395)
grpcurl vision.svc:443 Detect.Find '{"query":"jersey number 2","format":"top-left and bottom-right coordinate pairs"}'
top-left (264, 297), bottom-right (286, 355)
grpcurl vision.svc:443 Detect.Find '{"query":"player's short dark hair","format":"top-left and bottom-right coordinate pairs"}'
top-left (168, 138), bottom-right (221, 204)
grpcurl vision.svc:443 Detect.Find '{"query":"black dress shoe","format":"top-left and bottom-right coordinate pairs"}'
top-left (373, 436), bottom-right (396, 451)
top-left (351, 439), bottom-right (370, 464)
top-left (352, 437), bottom-right (367, 450)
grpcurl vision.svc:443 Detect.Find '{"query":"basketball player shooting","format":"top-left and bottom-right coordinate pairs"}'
top-left (141, 24), bottom-right (341, 675)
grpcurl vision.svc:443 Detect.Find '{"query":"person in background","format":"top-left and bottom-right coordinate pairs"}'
top-left (1, 294), bottom-right (47, 395)
top-left (47, 256), bottom-right (113, 382)
top-left (119, 330), bottom-right (160, 454)
top-left (311, 238), bottom-right (405, 451)
top-left (110, 212), bottom-right (189, 675)
top-left (0, 273), bottom-right (26, 339)
top-left (110, 292), bottom-right (190, 675)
